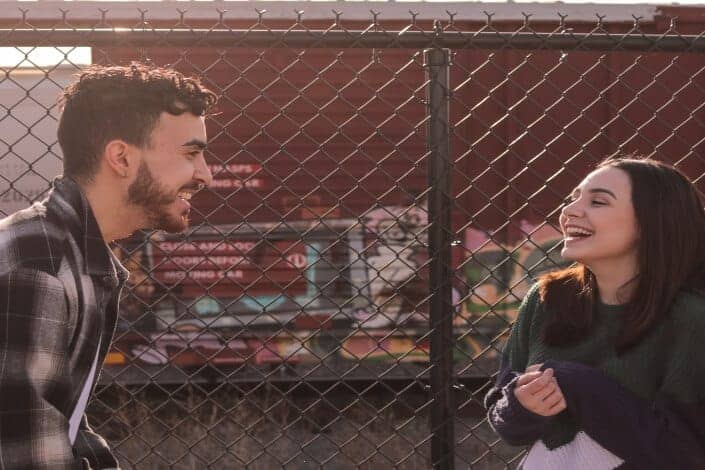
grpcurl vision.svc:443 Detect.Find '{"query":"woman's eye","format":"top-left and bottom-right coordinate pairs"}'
top-left (592, 200), bottom-right (606, 206)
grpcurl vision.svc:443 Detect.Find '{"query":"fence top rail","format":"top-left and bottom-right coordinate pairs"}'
top-left (0, 1), bottom-right (665, 23)
top-left (2, 28), bottom-right (705, 52)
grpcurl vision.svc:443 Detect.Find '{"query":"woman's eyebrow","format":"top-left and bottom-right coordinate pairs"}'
top-left (588, 188), bottom-right (617, 199)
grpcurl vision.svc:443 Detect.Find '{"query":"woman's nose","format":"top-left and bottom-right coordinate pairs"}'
top-left (561, 199), bottom-right (583, 218)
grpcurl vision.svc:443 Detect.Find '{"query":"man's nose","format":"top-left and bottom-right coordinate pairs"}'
top-left (194, 153), bottom-right (213, 188)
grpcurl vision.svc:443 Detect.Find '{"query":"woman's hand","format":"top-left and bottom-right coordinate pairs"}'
top-left (513, 367), bottom-right (567, 417)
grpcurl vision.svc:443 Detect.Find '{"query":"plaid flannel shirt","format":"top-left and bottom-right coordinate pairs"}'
top-left (0, 177), bottom-right (128, 469)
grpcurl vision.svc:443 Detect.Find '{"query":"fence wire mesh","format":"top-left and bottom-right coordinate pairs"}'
top-left (1, 8), bottom-right (705, 469)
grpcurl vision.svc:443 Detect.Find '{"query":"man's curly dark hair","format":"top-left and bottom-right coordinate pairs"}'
top-left (57, 62), bottom-right (217, 182)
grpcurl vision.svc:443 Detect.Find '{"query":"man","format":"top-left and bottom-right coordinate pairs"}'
top-left (0, 63), bottom-right (216, 468)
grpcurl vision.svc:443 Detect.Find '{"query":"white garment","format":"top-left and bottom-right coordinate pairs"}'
top-left (69, 338), bottom-right (101, 444)
top-left (521, 431), bottom-right (624, 470)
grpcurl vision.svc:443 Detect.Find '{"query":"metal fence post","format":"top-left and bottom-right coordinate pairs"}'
top-left (425, 47), bottom-right (454, 470)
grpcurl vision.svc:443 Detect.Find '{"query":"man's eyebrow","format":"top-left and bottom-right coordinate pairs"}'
top-left (588, 188), bottom-right (617, 199)
top-left (182, 139), bottom-right (207, 150)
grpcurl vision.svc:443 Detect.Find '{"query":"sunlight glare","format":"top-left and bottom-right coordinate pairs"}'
top-left (0, 47), bottom-right (91, 69)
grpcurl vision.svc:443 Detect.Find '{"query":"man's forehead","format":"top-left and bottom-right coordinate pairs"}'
top-left (153, 112), bottom-right (207, 136)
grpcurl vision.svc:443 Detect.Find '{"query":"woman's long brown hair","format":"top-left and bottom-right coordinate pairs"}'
top-left (541, 156), bottom-right (705, 352)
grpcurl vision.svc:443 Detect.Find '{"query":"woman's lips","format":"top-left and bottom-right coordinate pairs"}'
top-left (564, 234), bottom-right (592, 243)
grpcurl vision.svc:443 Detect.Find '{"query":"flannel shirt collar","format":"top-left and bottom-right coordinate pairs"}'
top-left (49, 176), bottom-right (129, 283)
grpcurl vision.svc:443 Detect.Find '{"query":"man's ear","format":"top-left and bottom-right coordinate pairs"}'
top-left (103, 139), bottom-right (136, 178)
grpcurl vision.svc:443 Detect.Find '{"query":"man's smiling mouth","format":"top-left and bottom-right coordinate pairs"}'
top-left (177, 190), bottom-right (193, 201)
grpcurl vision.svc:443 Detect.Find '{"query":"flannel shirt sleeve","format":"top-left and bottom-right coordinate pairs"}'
top-left (0, 268), bottom-right (83, 469)
top-left (74, 415), bottom-right (120, 469)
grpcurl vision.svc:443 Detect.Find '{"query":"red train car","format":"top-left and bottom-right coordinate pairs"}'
top-left (1, 3), bottom-right (704, 379)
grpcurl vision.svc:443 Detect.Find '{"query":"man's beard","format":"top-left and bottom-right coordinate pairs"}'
top-left (127, 161), bottom-right (189, 233)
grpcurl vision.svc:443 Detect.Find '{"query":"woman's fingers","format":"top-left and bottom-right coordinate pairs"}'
top-left (543, 389), bottom-right (564, 409)
top-left (513, 369), bottom-right (568, 417)
top-left (516, 370), bottom-right (543, 387)
top-left (516, 369), bottom-right (553, 400)
top-left (535, 381), bottom-right (557, 402)
top-left (514, 369), bottom-right (556, 414)
top-left (547, 397), bottom-right (567, 415)
top-left (523, 369), bottom-right (553, 394)
top-left (541, 379), bottom-right (566, 416)
top-left (533, 392), bottom-right (565, 417)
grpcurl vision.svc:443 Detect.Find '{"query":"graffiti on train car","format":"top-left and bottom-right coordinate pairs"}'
top-left (462, 221), bottom-right (569, 323)
top-left (106, 329), bottom-right (490, 367)
top-left (146, 226), bottom-right (352, 330)
top-left (107, 215), bottom-right (569, 369)
top-left (353, 203), bottom-right (430, 328)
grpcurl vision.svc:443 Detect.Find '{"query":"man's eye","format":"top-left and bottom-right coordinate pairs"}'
top-left (592, 200), bottom-right (606, 206)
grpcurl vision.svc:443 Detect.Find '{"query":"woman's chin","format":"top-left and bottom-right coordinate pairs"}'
top-left (560, 248), bottom-right (583, 263)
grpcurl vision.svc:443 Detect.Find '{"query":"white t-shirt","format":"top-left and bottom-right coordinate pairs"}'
top-left (69, 337), bottom-right (101, 444)
top-left (521, 431), bottom-right (624, 470)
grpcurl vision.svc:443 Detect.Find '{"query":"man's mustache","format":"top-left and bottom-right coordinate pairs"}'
top-left (179, 182), bottom-right (205, 193)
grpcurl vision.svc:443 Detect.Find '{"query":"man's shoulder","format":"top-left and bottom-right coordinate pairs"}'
top-left (0, 202), bottom-right (70, 276)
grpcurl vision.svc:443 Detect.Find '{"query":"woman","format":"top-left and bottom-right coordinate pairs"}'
top-left (485, 156), bottom-right (705, 469)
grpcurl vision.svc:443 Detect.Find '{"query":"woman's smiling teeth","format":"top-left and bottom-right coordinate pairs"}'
top-left (565, 225), bottom-right (593, 239)
top-left (565, 226), bottom-right (594, 238)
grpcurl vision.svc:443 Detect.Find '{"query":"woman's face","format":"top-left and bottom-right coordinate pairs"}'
top-left (559, 166), bottom-right (640, 266)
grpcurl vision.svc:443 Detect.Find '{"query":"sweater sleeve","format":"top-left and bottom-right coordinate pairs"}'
top-left (484, 284), bottom-right (553, 446)
top-left (542, 359), bottom-right (705, 469)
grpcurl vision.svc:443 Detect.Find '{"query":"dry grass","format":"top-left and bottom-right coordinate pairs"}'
top-left (88, 383), bottom-right (522, 469)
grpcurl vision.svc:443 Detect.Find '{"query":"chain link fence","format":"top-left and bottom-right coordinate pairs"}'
top-left (1, 7), bottom-right (705, 469)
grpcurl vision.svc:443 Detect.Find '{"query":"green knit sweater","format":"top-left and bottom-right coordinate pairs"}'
top-left (505, 283), bottom-right (705, 449)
